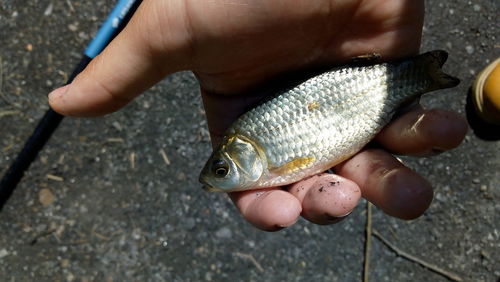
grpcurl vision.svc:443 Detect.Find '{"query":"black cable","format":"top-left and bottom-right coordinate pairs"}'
top-left (0, 0), bottom-right (142, 211)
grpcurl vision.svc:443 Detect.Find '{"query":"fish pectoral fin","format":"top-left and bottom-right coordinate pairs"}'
top-left (350, 53), bottom-right (382, 66)
top-left (270, 157), bottom-right (315, 175)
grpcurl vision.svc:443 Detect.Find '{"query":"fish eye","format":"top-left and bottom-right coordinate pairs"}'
top-left (211, 159), bottom-right (229, 178)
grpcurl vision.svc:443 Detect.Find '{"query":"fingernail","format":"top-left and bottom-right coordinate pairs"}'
top-left (275, 216), bottom-right (299, 229)
top-left (324, 214), bottom-right (344, 224)
top-left (417, 146), bottom-right (446, 157)
top-left (431, 147), bottom-right (446, 154)
top-left (48, 84), bottom-right (70, 101)
top-left (325, 211), bottom-right (351, 223)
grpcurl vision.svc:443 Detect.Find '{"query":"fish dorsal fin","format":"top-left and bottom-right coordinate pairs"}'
top-left (349, 53), bottom-right (382, 66)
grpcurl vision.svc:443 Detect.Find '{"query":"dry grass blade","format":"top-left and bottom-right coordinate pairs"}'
top-left (0, 110), bottom-right (20, 118)
top-left (130, 152), bottom-right (136, 170)
top-left (46, 174), bottom-right (64, 182)
top-left (233, 252), bottom-right (264, 272)
top-left (363, 202), bottom-right (372, 282)
top-left (66, 0), bottom-right (75, 12)
top-left (159, 149), bottom-right (170, 165)
top-left (372, 229), bottom-right (463, 282)
top-left (0, 56), bottom-right (3, 98)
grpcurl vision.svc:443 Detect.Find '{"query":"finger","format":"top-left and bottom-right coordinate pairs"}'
top-left (377, 108), bottom-right (468, 156)
top-left (48, 1), bottom-right (192, 116)
top-left (288, 173), bottom-right (361, 225)
top-left (229, 188), bottom-right (302, 231)
top-left (335, 149), bottom-right (433, 220)
top-left (201, 90), bottom-right (271, 146)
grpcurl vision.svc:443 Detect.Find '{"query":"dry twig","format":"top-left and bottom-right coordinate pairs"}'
top-left (66, 0), bottom-right (75, 12)
top-left (106, 137), bottom-right (124, 143)
top-left (0, 56), bottom-right (12, 105)
top-left (30, 228), bottom-right (56, 245)
top-left (372, 229), bottom-right (463, 282)
top-left (46, 174), bottom-right (64, 182)
top-left (159, 149), bottom-right (171, 165)
top-left (130, 152), bottom-right (136, 169)
top-left (363, 202), bottom-right (372, 282)
top-left (0, 110), bottom-right (20, 118)
top-left (233, 252), bottom-right (264, 272)
top-left (0, 56), bottom-right (3, 100)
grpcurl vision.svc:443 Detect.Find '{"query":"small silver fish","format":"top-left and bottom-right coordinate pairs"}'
top-left (200, 50), bottom-right (459, 192)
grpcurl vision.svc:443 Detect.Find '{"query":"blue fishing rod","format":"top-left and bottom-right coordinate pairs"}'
top-left (0, 0), bottom-right (143, 211)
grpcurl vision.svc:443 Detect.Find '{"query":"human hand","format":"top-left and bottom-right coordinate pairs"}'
top-left (48, 0), bottom-right (468, 231)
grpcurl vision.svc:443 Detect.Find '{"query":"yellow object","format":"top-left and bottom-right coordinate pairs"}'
top-left (270, 157), bottom-right (316, 175)
top-left (472, 57), bottom-right (500, 124)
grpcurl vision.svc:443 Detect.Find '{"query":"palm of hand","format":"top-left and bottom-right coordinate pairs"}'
top-left (178, 0), bottom-right (423, 94)
top-left (180, 0), bottom-right (424, 143)
top-left (184, 0), bottom-right (427, 227)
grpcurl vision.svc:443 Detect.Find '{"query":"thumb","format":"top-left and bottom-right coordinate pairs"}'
top-left (48, 1), bottom-right (192, 116)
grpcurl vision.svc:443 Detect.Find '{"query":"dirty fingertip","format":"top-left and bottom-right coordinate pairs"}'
top-left (378, 167), bottom-right (433, 220)
top-left (48, 85), bottom-right (70, 113)
top-left (231, 189), bottom-right (302, 231)
top-left (297, 174), bottom-right (361, 224)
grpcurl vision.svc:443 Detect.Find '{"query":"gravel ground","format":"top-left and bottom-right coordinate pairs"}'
top-left (0, 0), bottom-right (498, 281)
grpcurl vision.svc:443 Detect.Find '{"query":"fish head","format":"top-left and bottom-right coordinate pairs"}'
top-left (200, 135), bottom-right (265, 192)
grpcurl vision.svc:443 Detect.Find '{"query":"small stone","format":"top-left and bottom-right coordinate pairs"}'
top-left (79, 205), bottom-right (88, 213)
top-left (25, 44), bottom-right (33, 52)
top-left (435, 192), bottom-right (445, 202)
top-left (215, 227), bottom-right (232, 239)
top-left (78, 31), bottom-right (88, 40)
top-left (165, 224), bottom-right (174, 233)
top-left (185, 218), bottom-right (196, 230)
top-left (465, 45), bottom-right (475, 55)
top-left (132, 228), bottom-right (141, 240)
top-left (39, 188), bottom-right (55, 206)
top-left (176, 172), bottom-right (186, 181)
top-left (473, 4), bottom-right (481, 12)
top-left (0, 249), bottom-right (9, 258)
top-left (44, 3), bottom-right (53, 16)
top-left (480, 185), bottom-right (487, 191)
top-left (68, 23), bottom-right (78, 32)
top-left (480, 250), bottom-right (490, 260)
top-left (472, 178), bottom-right (480, 184)
top-left (60, 259), bottom-right (70, 268)
top-left (112, 121), bottom-right (123, 131)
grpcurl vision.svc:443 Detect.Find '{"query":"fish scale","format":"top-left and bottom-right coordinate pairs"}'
top-left (200, 50), bottom-right (460, 192)
top-left (232, 66), bottom-right (396, 187)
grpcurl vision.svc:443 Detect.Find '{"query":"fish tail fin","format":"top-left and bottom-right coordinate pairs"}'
top-left (419, 50), bottom-right (461, 90)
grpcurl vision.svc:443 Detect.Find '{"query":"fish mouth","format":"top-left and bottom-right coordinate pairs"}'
top-left (202, 184), bottom-right (220, 192)
top-left (199, 176), bottom-right (222, 192)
